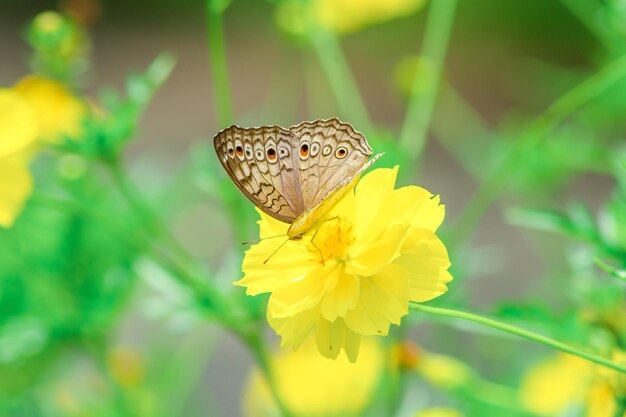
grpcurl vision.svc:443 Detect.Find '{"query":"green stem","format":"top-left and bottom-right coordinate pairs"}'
top-left (614, 397), bottom-right (626, 417)
top-left (399, 0), bottom-right (457, 165)
top-left (243, 330), bottom-right (296, 417)
top-left (106, 159), bottom-right (233, 322)
top-left (448, 54), bottom-right (626, 247)
top-left (206, 0), bottom-right (234, 126)
top-left (309, 28), bottom-right (374, 136)
top-left (410, 303), bottom-right (626, 374)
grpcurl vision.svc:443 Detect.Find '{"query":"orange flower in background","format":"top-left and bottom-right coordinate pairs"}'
top-left (237, 167), bottom-right (452, 361)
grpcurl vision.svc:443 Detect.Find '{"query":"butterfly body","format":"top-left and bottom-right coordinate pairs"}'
top-left (214, 118), bottom-right (381, 238)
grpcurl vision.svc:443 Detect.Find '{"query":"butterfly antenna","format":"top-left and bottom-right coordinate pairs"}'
top-left (263, 238), bottom-right (290, 264)
top-left (241, 234), bottom-right (286, 245)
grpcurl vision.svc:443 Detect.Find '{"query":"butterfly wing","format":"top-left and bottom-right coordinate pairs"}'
top-left (214, 125), bottom-right (305, 223)
top-left (289, 118), bottom-right (373, 208)
top-left (287, 152), bottom-right (382, 238)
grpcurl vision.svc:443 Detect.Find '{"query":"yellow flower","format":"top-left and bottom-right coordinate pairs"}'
top-left (519, 354), bottom-right (593, 415)
top-left (276, 0), bottom-right (427, 35)
top-left (237, 167), bottom-right (452, 361)
top-left (243, 338), bottom-right (384, 417)
top-left (416, 351), bottom-right (473, 390)
top-left (520, 352), bottom-right (626, 417)
top-left (13, 75), bottom-right (85, 144)
top-left (0, 76), bottom-right (84, 228)
top-left (414, 408), bottom-right (464, 417)
top-left (0, 90), bottom-right (39, 227)
top-left (107, 346), bottom-right (145, 388)
top-left (315, 0), bottom-right (427, 33)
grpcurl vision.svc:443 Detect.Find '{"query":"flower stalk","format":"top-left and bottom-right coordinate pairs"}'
top-left (410, 303), bottom-right (626, 374)
top-left (206, 0), bottom-right (234, 127)
top-left (399, 0), bottom-right (458, 166)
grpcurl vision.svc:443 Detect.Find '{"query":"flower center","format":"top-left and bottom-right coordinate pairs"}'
top-left (311, 217), bottom-right (355, 262)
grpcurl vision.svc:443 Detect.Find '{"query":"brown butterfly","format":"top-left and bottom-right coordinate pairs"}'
top-left (214, 118), bottom-right (381, 239)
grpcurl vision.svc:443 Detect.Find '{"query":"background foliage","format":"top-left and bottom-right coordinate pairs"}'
top-left (1, 0), bottom-right (625, 416)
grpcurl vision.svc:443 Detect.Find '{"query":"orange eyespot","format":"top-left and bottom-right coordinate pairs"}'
top-left (300, 143), bottom-right (309, 157)
top-left (227, 148), bottom-right (234, 156)
top-left (267, 147), bottom-right (277, 160)
top-left (336, 147), bottom-right (348, 158)
top-left (235, 145), bottom-right (243, 157)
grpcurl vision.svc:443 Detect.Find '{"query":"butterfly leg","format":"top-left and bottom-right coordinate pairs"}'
top-left (309, 227), bottom-right (325, 266)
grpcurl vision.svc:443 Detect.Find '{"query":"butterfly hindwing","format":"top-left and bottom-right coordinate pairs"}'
top-left (289, 118), bottom-right (373, 208)
top-left (214, 125), bottom-right (304, 223)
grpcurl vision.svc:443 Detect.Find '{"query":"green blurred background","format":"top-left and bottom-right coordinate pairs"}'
top-left (1, 0), bottom-right (625, 416)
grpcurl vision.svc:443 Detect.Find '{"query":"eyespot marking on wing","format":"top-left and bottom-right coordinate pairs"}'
top-left (299, 142), bottom-right (310, 160)
top-left (335, 146), bottom-right (348, 159)
top-left (310, 142), bottom-right (320, 156)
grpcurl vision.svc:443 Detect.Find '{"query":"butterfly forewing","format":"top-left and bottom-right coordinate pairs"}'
top-left (214, 125), bottom-right (304, 223)
top-left (289, 118), bottom-right (372, 208)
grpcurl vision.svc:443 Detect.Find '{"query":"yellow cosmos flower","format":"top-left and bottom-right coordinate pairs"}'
top-left (237, 167), bottom-right (452, 361)
top-left (315, 0), bottom-right (427, 33)
top-left (243, 338), bottom-right (384, 417)
top-left (520, 352), bottom-right (626, 417)
top-left (414, 408), bottom-right (464, 417)
top-left (13, 75), bottom-right (85, 144)
top-left (519, 354), bottom-right (593, 415)
top-left (0, 90), bottom-right (39, 228)
top-left (0, 76), bottom-right (84, 227)
top-left (276, 0), bottom-right (426, 35)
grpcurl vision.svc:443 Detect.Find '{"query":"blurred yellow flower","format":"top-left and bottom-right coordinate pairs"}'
top-left (0, 90), bottom-right (38, 228)
top-left (243, 338), bottom-right (384, 417)
top-left (107, 346), bottom-right (145, 388)
top-left (416, 351), bottom-right (473, 390)
top-left (276, 0), bottom-right (427, 35)
top-left (520, 352), bottom-right (626, 417)
top-left (13, 75), bottom-right (85, 144)
top-left (237, 167), bottom-right (452, 361)
top-left (414, 408), bottom-right (464, 417)
top-left (520, 353), bottom-right (593, 415)
top-left (0, 76), bottom-right (84, 227)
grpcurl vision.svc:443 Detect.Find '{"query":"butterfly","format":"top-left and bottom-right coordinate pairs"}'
top-left (214, 118), bottom-right (381, 239)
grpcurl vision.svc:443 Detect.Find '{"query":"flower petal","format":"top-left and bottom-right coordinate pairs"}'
top-left (391, 185), bottom-right (445, 232)
top-left (346, 224), bottom-right (407, 276)
top-left (268, 264), bottom-right (339, 318)
top-left (320, 266), bottom-right (360, 321)
top-left (238, 239), bottom-right (317, 295)
top-left (14, 76), bottom-right (85, 143)
top-left (394, 228), bottom-right (452, 302)
top-left (354, 166), bottom-right (399, 235)
top-left (344, 264), bottom-right (410, 336)
top-left (257, 208), bottom-right (290, 239)
top-left (268, 307), bottom-right (319, 350)
top-left (0, 89), bottom-right (39, 158)
top-left (315, 317), bottom-right (361, 361)
top-left (0, 155), bottom-right (33, 228)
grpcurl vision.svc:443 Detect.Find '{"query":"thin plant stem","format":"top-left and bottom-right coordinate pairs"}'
top-left (399, 0), bottom-right (457, 165)
top-left (614, 397), bottom-right (626, 417)
top-left (206, 0), bottom-right (234, 126)
top-left (448, 54), bottom-right (626, 248)
top-left (309, 28), bottom-right (374, 135)
top-left (243, 330), bottom-right (296, 417)
top-left (105, 159), bottom-right (235, 321)
top-left (410, 303), bottom-right (626, 374)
